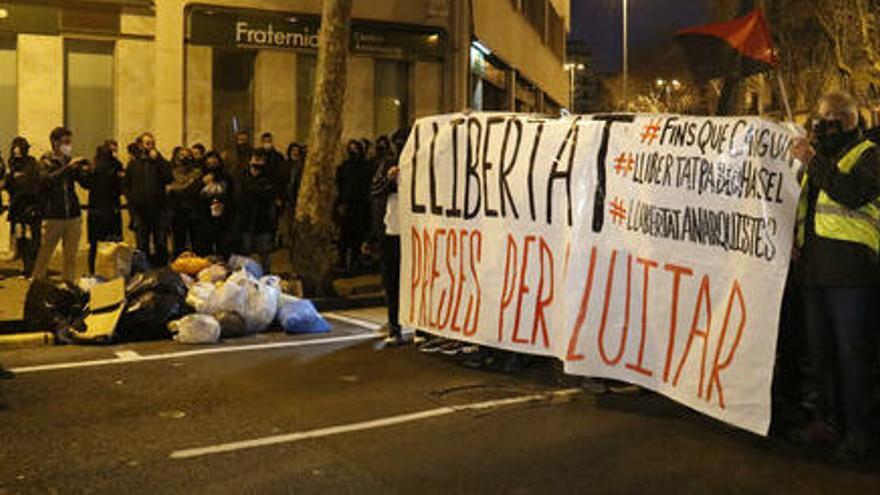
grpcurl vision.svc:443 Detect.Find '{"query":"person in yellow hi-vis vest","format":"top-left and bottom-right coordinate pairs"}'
top-left (792, 90), bottom-right (880, 460)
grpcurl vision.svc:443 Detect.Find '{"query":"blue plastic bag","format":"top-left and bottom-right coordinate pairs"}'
top-left (279, 300), bottom-right (331, 334)
top-left (228, 255), bottom-right (263, 279)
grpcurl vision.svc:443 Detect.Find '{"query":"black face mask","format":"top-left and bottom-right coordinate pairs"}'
top-left (814, 119), bottom-right (856, 155)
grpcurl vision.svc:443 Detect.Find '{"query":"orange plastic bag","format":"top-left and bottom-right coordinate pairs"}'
top-left (171, 252), bottom-right (212, 276)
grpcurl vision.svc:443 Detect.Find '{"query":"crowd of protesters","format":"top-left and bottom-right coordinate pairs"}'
top-left (0, 127), bottom-right (410, 283)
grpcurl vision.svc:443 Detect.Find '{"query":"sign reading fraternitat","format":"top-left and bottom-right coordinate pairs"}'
top-left (188, 7), bottom-right (446, 60)
top-left (398, 113), bottom-right (800, 435)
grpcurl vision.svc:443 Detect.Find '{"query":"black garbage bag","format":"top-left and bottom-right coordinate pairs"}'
top-left (130, 249), bottom-right (151, 275)
top-left (125, 268), bottom-right (187, 301)
top-left (214, 310), bottom-right (249, 339)
top-left (115, 292), bottom-right (182, 342)
top-left (24, 280), bottom-right (90, 333)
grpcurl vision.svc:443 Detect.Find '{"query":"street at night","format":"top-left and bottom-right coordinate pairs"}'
top-left (1, 311), bottom-right (878, 494)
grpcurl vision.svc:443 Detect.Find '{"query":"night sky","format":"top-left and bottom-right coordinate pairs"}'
top-left (571, 0), bottom-right (711, 74)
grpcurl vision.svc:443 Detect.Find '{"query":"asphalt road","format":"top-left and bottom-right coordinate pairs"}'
top-left (1, 314), bottom-right (878, 494)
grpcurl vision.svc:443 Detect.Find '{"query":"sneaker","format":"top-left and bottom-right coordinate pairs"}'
top-left (608, 381), bottom-right (641, 394)
top-left (460, 344), bottom-right (480, 355)
top-left (438, 341), bottom-right (464, 356)
top-left (419, 338), bottom-right (448, 354)
top-left (581, 377), bottom-right (609, 395)
top-left (382, 335), bottom-right (407, 348)
top-left (412, 334), bottom-right (428, 345)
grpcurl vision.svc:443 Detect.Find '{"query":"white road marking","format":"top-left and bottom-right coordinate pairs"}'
top-left (170, 388), bottom-right (581, 460)
top-left (114, 350), bottom-right (142, 360)
top-left (322, 312), bottom-right (384, 332)
top-left (10, 334), bottom-right (379, 375)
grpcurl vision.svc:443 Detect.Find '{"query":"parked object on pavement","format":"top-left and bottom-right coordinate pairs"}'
top-left (279, 300), bottom-right (330, 334)
top-left (170, 314), bottom-right (221, 344)
top-left (94, 241), bottom-right (133, 280)
top-left (171, 251), bottom-right (212, 276)
top-left (214, 310), bottom-right (249, 338)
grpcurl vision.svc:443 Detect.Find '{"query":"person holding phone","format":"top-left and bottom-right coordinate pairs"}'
top-left (31, 127), bottom-right (92, 283)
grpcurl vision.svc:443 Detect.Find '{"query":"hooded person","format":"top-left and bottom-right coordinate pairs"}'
top-left (123, 132), bottom-right (173, 267)
top-left (235, 149), bottom-right (278, 273)
top-left (167, 146), bottom-right (203, 257)
top-left (334, 139), bottom-right (372, 274)
top-left (4, 136), bottom-right (42, 276)
top-left (792, 90), bottom-right (880, 460)
top-left (194, 151), bottom-right (235, 257)
top-left (32, 127), bottom-right (92, 282)
top-left (82, 141), bottom-right (124, 275)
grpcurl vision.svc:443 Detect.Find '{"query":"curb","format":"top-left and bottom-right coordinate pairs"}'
top-left (0, 332), bottom-right (55, 348)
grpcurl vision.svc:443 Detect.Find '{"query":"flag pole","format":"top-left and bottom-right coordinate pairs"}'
top-left (775, 71), bottom-right (794, 123)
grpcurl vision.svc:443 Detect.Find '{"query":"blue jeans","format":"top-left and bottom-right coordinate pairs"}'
top-left (802, 286), bottom-right (877, 446)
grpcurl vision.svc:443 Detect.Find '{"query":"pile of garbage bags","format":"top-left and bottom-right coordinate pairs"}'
top-left (24, 251), bottom-right (331, 346)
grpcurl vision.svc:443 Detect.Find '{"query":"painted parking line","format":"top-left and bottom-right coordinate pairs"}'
top-left (322, 312), bottom-right (384, 331)
top-left (170, 388), bottom-right (581, 460)
top-left (10, 333), bottom-right (380, 375)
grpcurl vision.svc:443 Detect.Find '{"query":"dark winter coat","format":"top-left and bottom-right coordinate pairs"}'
top-left (5, 155), bottom-right (42, 225)
top-left (124, 152), bottom-right (172, 217)
top-left (39, 153), bottom-right (89, 220)
top-left (236, 166), bottom-right (278, 235)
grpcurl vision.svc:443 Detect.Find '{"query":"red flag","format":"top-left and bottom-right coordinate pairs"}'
top-left (676, 9), bottom-right (778, 80)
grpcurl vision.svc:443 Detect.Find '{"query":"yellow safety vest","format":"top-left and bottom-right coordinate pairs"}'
top-left (796, 140), bottom-right (880, 254)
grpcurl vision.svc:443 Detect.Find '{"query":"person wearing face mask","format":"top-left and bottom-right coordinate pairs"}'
top-left (167, 147), bottom-right (203, 257)
top-left (235, 149), bottom-right (277, 273)
top-left (4, 137), bottom-right (42, 276)
top-left (791, 90), bottom-right (880, 460)
top-left (32, 127), bottom-right (92, 282)
top-left (195, 152), bottom-right (234, 257)
top-left (124, 132), bottom-right (173, 267)
top-left (82, 141), bottom-right (124, 275)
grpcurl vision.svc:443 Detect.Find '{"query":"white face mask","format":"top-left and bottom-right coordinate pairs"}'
top-left (262, 143), bottom-right (273, 151)
top-left (59, 144), bottom-right (73, 157)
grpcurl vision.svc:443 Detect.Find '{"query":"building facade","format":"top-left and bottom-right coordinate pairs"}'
top-left (0, 0), bottom-right (570, 158)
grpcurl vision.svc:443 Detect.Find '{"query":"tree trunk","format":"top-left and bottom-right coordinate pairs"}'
top-left (291, 0), bottom-right (354, 295)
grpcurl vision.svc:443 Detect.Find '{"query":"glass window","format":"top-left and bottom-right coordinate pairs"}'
top-left (296, 53), bottom-right (317, 143)
top-left (374, 59), bottom-right (409, 137)
top-left (0, 37), bottom-right (17, 150)
top-left (212, 49), bottom-right (255, 153)
top-left (65, 39), bottom-right (114, 157)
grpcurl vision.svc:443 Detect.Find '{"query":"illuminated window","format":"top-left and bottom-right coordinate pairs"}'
top-left (374, 59), bottom-right (409, 137)
top-left (212, 49), bottom-right (255, 152)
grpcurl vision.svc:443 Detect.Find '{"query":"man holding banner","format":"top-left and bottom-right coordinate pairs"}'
top-left (792, 90), bottom-right (880, 460)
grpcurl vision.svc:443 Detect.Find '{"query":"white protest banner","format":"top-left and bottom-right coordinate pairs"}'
top-left (398, 113), bottom-right (800, 435)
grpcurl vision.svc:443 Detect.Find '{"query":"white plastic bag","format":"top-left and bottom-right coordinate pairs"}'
top-left (170, 314), bottom-right (221, 344)
top-left (186, 282), bottom-right (217, 313)
top-left (241, 275), bottom-right (281, 333)
top-left (204, 276), bottom-right (248, 316)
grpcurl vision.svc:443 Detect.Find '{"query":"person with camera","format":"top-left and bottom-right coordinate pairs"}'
top-left (31, 127), bottom-right (92, 283)
top-left (791, 90), bottom-right (880, 460)
top-left (124, 132), bottom-right (172, 267)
